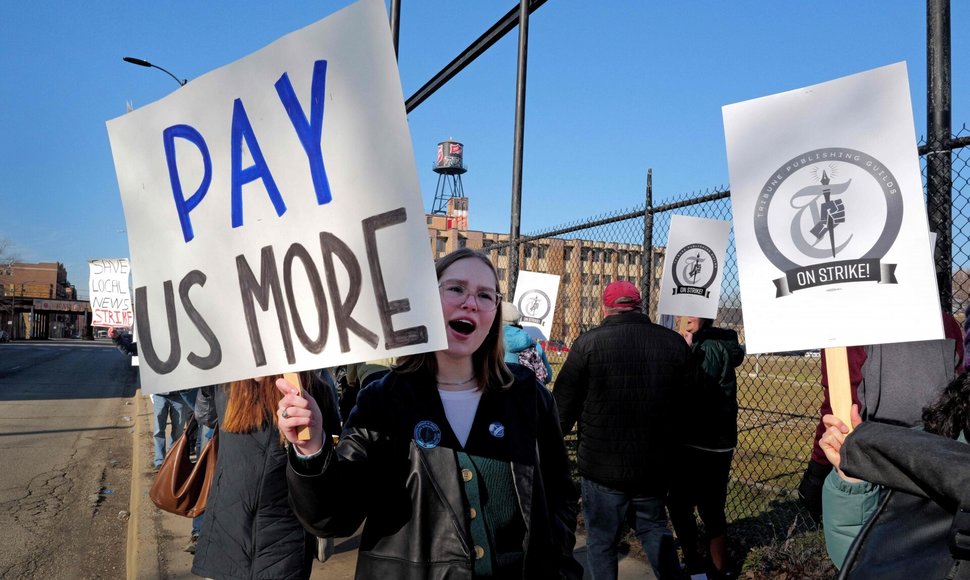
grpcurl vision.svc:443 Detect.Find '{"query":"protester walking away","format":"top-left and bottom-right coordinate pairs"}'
top-left (667, 316), bottom-right (744, 579)
top-left (554, 280), bottom-right (691, 580)
top-left (798, 310), bottom-right (964, 522)
top-left (277, 248), bottom-right (582, 579)
top-left (820, 371), bottom-right (970, 579)
top-left (191, 371), bottom-right (339, 580)
top-left (107, 326), bottom-right (137, 355)
top-left (501, 301), bottom-right (553, 385)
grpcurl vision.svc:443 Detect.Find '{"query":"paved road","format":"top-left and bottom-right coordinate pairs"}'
top-left (0, 340), bottom-right (137, 579)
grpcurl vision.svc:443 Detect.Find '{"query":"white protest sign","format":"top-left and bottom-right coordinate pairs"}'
top-left (89, 258), bottom-right (133, 328)
top-left (724, 62), bottom-right (942, 354)
top-left (512, 270), bottom-right (561, 341)
top-left (657, 215), bottom-right (731, 320)
top-left (106, 0), bottom-right (445, 394)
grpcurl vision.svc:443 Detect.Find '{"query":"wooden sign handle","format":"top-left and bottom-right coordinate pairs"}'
top-left (283, 372), bottom-right (312, 441)
top-left (824, 346), bottom-right (854, 433)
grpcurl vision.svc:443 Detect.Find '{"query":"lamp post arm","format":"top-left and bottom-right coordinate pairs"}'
top-left (151, 63), bottom-right (187, 86)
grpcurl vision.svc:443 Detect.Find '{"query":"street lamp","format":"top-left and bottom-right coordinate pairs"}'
top-left (122, 56), bottom-right (187, 86)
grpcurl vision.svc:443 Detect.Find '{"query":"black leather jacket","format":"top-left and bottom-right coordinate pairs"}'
top-left (286, 365), bottom-right (582, 579)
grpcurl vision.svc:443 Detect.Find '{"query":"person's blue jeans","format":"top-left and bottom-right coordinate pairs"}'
top-left (190, 424), bottom-right (214, 537)
top-left (152, 393), bottom-right (189, 467)
top-left (582, 477), bottom-right (683, 580)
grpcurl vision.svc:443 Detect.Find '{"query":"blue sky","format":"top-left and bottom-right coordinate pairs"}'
top-left (1, 1), bottom-right (967, 298)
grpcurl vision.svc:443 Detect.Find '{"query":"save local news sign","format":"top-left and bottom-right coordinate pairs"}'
top-left (107, 0), bottom-right (446, 394)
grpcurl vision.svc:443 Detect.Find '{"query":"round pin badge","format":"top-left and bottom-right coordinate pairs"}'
top-left (488, 422), bottom-right (505, 438)
top-left (414, 420), bottom-right (442, 449)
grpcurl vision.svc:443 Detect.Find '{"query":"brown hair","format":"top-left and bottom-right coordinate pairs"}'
top-left (221, 370), bottom-right (317, 434)
top-left (395, 248), bottom-right (514, 391)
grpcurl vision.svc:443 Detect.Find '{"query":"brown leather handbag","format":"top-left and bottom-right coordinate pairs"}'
top-left (149, 414), bottom-right (219, 517)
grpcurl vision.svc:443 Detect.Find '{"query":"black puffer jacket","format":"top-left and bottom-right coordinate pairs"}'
top-left (286, 366), bottom-right (582, 580)
top-left (554, 311), bottom-right (691, 495)
top-left (192, 385), bottom-right (315, 580)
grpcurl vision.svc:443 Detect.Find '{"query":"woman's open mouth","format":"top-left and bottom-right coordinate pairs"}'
top-left (448, 319), bottom-right (476, 336)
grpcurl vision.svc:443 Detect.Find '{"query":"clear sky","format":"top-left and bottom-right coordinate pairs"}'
top-left (1, 1), bottom-right (967, 298)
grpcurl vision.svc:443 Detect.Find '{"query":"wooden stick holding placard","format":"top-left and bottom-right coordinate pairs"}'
top-left (283, 372), bottom-right (312, 441)
top-left (824, 346), bottom-right (853, 433)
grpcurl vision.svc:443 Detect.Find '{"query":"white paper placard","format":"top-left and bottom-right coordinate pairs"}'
top-left (723, 62), bottom-right (942, 354)
top-left (107, 0), bottom-right (446, 393)
top-left (511, 270), bottom-right (561, 341)
top-left (657, 215), bottom-right (731, 320)
top-left (89, 258), bottom-right (133, 328)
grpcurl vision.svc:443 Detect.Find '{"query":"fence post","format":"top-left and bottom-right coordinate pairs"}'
top-left (507, 0), bottom-right (530, 298)
top-left (641, 168), bottom-right (654, 316)
top-left (927, 0), bottom-right (953, 311)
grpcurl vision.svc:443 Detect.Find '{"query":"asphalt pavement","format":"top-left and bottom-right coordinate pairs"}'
top-left (128, 390), bottom-right (655, 579)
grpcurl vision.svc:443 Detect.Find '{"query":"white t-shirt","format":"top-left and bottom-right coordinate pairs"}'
top-left (438, 386), bottom-right (483, 447)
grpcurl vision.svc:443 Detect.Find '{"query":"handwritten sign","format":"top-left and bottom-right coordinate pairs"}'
top-left (106, 0), bottom-right (445, 393)
top-left (723, 62), bottom-right (942, 354)
top-left (89, 259), bottom-right (133, 327)
top-left (657, 215), bottom-right (730, 320)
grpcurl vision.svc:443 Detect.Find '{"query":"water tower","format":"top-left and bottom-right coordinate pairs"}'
top-left (431, 140), bottom-right (468, 227)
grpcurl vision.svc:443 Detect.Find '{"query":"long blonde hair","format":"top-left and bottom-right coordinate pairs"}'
top-left (396, 248), bottom-right (514, 392)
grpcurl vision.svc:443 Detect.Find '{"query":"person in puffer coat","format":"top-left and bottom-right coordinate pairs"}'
top-left (501, 301), bottom-right (553, 385)
top-left (191, 371), bottom-right (339, 580)
top-left (667, 316), bottom-right (744, 578)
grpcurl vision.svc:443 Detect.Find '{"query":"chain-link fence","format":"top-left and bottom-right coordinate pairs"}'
top-left (477, 126), bottom-right (970, 546)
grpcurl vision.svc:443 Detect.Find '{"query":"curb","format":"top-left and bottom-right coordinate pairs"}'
top-left (126, 390), bottom-right (162, 580)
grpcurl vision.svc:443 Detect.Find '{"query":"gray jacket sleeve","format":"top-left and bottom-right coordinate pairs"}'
top-left (194, 385), bottom-right (218, 428)
top-left (840, 421), bottom-right (970, 510)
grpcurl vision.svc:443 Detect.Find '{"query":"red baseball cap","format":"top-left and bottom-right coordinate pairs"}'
top-left (603, 280), bottom-right (641, 308)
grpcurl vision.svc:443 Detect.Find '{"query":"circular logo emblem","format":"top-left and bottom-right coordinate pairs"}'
top-left (670, 243), bottom-right (718, 297)
top-left (413, 420), bottom-right (442, 449)
top-left (488, 422), bottom-right (505, 438)
top-left (517, 290), bottom-right (551, 323)
top-left (754, 148), bottom-right (903, 296)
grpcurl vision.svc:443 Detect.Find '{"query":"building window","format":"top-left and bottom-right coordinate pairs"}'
top-left (604, 275), bottom-right (612, 285)
top-left (563, 247), bottom-right (572, 261)
top-left (581, 273), bottom-right (590, 284)
top-left (498, 267), bottom-right (506, 280)
top-left (524, 244), bottom-right (533, 258)
top-left (580, 248), bottom-right (589, 262)
top-left (562, 272), bottom-right (571, 283)
top-left (538, 244), bottom-right (547, 259)
top-left (483, 239), bottom-right (494, 249)
top-left (436, 237), bottom-right (446, 253)
top-left (458, 238), bottom-right (467, 248)
top-left (593, 274), bottom-right (600, 285)
top-left (498, 246), bottom-right (507, 257)
top-left (561, 323), bottom-right (570, 337)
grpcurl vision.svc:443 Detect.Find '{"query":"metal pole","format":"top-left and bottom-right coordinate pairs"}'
top-left (642, 169), bottom-right (654, 317)
top-left (508, 0), bottom-right (530, 296)
top-left (927, 0), bottom-right (952, 311)
top-left (389, 0), bottom-right (401, 59)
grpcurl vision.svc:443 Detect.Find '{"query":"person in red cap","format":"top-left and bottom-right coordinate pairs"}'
top-left (555, 280), bottom-right (692, 580)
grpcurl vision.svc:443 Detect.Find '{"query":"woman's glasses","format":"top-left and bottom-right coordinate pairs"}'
top-left (438, 283), bottom-right (501, 311)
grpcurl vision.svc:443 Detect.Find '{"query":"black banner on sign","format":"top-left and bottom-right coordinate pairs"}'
top-left (773, 258), bottom-right (897, 297)
top-left (672, 286), bottom-right (710, 297)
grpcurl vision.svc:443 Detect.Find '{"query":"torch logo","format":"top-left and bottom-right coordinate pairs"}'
top-left (754, 148), bottom-right (902, 296)
top-left (671, 243), bottom-right (718, 298)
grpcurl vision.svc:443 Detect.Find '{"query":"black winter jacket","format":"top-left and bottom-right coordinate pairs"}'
top-left (286, 366), bottom-right (582, 580)
top-left (192, 385), bottom-right (316, 580)
top-left (554, 311), bottom-right (691, 495)
top-left (834, 422), bottom-right (970, 580)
